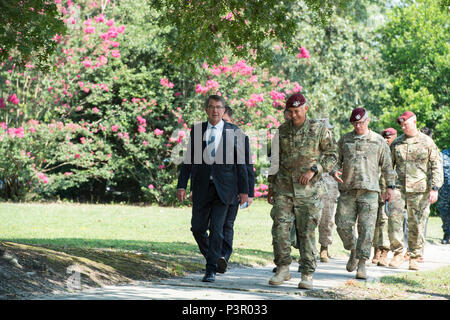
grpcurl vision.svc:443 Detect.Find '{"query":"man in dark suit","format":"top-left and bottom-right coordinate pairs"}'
top-left (220, 106), bottom-right (255, 270)
top-left (177, 95), bottom-right (249, 282)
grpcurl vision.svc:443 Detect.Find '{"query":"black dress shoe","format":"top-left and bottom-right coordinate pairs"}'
top-left (202, 271), bottom-right (215, 282)
top-left (217, 257), bottom-right (228, 273)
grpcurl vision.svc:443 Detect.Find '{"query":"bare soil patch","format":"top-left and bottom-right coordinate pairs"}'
top-left (0, 241), bottom-right (202, 299)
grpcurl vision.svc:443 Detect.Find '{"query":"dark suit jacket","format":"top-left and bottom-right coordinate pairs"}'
top-left (177, 121), bottom-right (249, 206)
top-left (244, 134), bottom-right (255, 198)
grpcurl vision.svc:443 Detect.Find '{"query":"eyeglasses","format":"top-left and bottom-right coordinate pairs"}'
top-left (207, 105), bottom-right (224, 111)
top-left (352, 119), bottom-right (368, 127)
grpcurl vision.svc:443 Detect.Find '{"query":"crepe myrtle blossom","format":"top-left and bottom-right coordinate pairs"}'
top-left (195, 80), bottom-right (220, 95)
top-left (297, 46), bottom-right (310, 59)
top-left (94, 14), bottom-right (105, 23)
top-left (154, 128), bottom-right (164, 136)
top-left (8, 127), bottom-right (25, 138)
top-left (292, 82), bottom-right (303, 93)
top-left (110, 50), bottom-right (121, 58)
top-left (7, 94), bottom-right (19, 105)
top-left (244, 93), bottom-right (264, 107)
top-left (137, 116), bottom-right (147, 126)
top-left (160, 78), bottom-right (174, 88)
top-left (37, 172), bottom-right (49, 184)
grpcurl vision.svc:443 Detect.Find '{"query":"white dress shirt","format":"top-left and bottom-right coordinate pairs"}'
top-left (206, 120), bottom-right (224, 157)
top-left (206, 120), bottom-right (224, 179)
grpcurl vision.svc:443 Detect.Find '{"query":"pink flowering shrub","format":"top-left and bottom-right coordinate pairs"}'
top-left (0, 0), bottom-right (384, 204)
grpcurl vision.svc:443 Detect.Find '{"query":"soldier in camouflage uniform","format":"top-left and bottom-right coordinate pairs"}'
top-left (388, 111), bottom-right (443, 270)
top-left (372, 128), bottom-right (397, 267)
top-left (318, 172), bottom-right (339, 262)
top-left (267, 93), bottom-right (338, 290)
top-left (332, 108), bottom-right (396, 280)
top-left (438, 148), bottom-right (450, 244)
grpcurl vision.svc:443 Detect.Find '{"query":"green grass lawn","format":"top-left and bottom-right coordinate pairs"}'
top-left (0, 199), bottom-right (444, 266)
top-left (1, 200), bottom-right (447, 299)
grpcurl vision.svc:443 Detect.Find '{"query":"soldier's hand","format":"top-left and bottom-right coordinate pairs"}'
top-left (268, 187), bottom-right (274, 204)
top-left (247, 197), bottom-right (254, 207)
top-left (299, 170), bottom-right (315, 185)
top-left (428, 190), bottom-right (438, 204)
top-left (333, 171), bottom-right (343, 183)
top-left (385, 188), bottom-right (395, 203)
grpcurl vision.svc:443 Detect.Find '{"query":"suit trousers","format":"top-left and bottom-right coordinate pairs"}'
top-left (191, 181), bottom-right (230, 272)
top-left (221, 197), bottom-right (240, 261)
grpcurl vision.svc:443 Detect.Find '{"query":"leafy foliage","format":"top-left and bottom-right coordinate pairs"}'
top-left (157, 0), bottom-right (353, 67)
top-left (376, 0), bottom-right (449, 148)
top-left (0, 0), bottom-right (447, 205)
top-left (0, 0), bottom-right (67, 70)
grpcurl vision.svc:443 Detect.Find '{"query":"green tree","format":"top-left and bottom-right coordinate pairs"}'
top-left (156, 0), bottom-right (353, 66)
top-left (0, 0), bottom-right (67, 70)
top-left (264, 1), bottom-right (390, 137)
top-left (377, 0), bottom-right (449, 148)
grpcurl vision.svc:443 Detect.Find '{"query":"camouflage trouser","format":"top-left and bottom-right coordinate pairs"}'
top-left (438, 187), bottom-right (450, 235)
top-left (388, 190), bottom-right (430, 258)
top-left (373, 199), bottom-right (390, 250)
top-left (318, 196), bottom-right (337, 247)
top-left (270, 194), bottom-right (322, 274)
top-left (335, 190), bottom-right (379, 260)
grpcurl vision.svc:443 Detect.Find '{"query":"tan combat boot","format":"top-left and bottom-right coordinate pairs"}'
top-left (389, 251), bottom-right (405, 269)
top-left (377, 249), bottom-right (389, 267)
top-left (409, 258), bottom-right (419, 271)
top-left (269, 265), bottom-right (291, 285)
top-left (298, 273), bottom-right (313, 290)
top-left (320, 246), bottom-right (329, 263)
top-left (346, 249), bottom-right (358, 272)
top-left (356, 259), bottom-right (367, 279)
top-left (371, 247), bottom-right (381, 264)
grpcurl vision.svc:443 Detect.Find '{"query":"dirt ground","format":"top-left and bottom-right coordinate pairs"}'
top-left (0, 241), bottom-right (203, 299)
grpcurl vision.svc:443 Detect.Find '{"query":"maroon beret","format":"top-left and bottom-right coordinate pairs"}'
top-left (397, 111), bottom-right (415, 124)
top-left (286, 93), bottom-right (306, 109)
top-left (349, 108), bottom-right (367, 122)
top-left (382, 128), bottom-right (397, 137)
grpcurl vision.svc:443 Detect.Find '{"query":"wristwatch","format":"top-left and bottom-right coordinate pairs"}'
top-left (311, 165), bottom-right (318, 175)
top-left (432, 186), bottom-right (439, 191)
top-left (387, 185), bottom-right (396, 189)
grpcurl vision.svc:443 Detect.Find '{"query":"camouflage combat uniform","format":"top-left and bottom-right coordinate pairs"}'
top-left (319, 173), bottom-right (339, 248)
top-left (388, 132), bottom-right (443, 258)
top-left (373, 175), bottom-right (390, 250)
top-left (334, 130), bottom-right (396, 260)
top-left (438, 149), bottom-right (450, 239)
top-left (268, 118), bottom-right (337, 274)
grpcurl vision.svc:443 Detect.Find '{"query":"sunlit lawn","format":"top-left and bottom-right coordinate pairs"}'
top-left (0, 200), bottom-right (445, 266)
